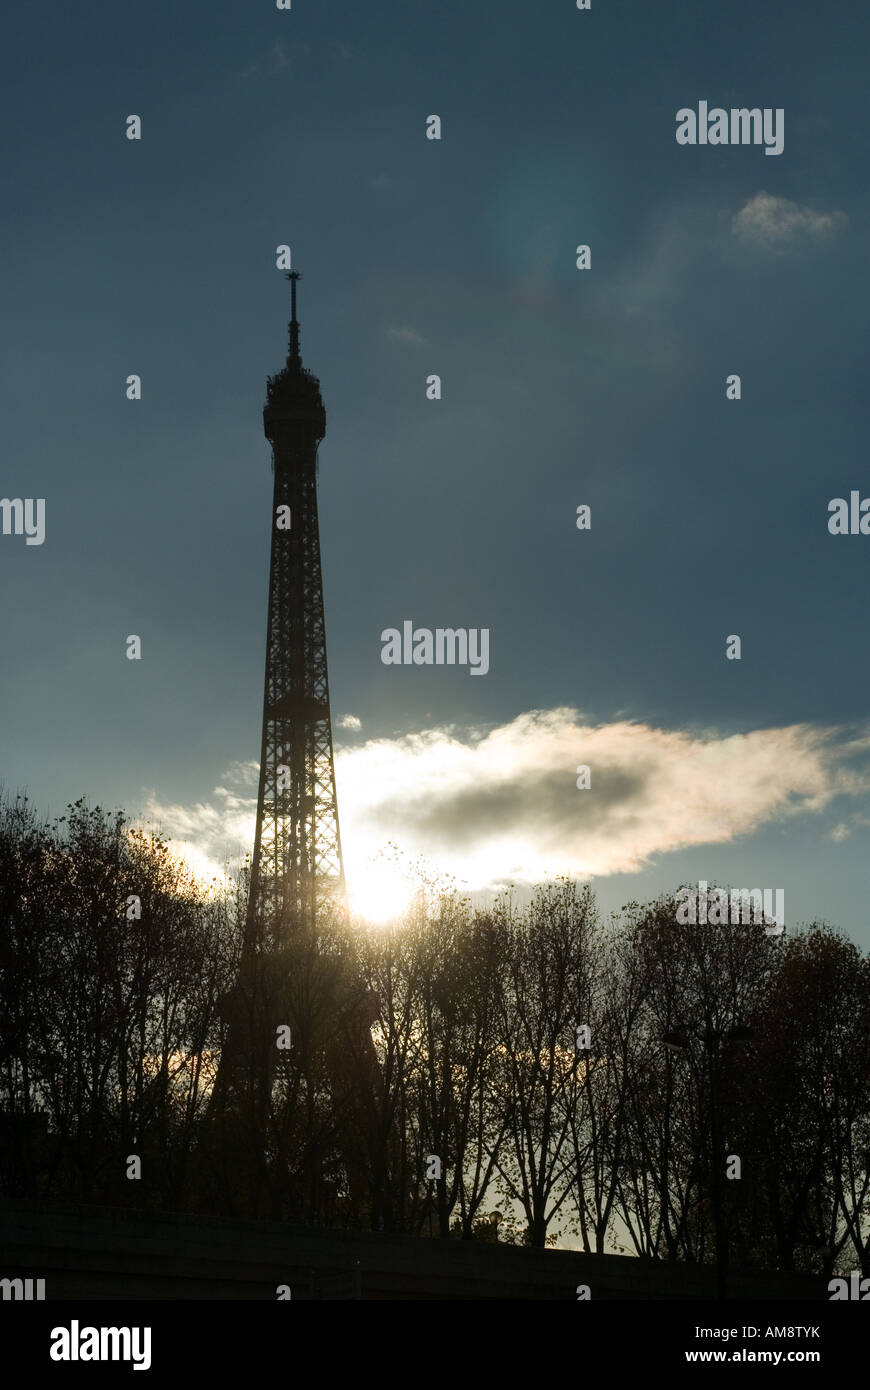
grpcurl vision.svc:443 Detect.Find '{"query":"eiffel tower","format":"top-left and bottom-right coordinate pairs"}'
top-left (207, 275), bottom-right (368, 1201)
top-left (247, 269), bottom-right (345, 948)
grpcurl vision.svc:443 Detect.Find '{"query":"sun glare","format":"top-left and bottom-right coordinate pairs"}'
top-left (347, 858), bottom-right (417, 926)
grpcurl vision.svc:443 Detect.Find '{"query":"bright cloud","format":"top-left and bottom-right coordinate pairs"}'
top-left (732, 192), bottom-right (848, 250)
top-left (142, 710), bottom-right (870, 901)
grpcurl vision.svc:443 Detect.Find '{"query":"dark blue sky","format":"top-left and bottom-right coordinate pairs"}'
top-left (3, 0), bottom-right (870, 938)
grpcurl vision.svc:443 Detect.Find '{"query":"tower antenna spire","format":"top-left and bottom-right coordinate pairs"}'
top-left (286, 269), bottom-right (302, 363)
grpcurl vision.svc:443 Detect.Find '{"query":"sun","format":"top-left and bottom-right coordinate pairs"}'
top-left (346, 858), bottom-right (417, 926)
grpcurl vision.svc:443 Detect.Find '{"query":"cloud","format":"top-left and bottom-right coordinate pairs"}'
top-left (828, 813), bottom-right (870, 843)
top-left (732, 192), bottom-right (848, 250)
top-left (142, 710), bottom-right (870, 896)
top-left (605, 191), bottom-right (849, 322)
top-left (335, 711), bottom-right (870, 888)
top-left (338, 713), bottom-right (362, 731)
top-left (240, 41), bottom-right (293, 79)
top-left (386, 325), bottom-right (428, 346)
top-left (141, 762), bottom-right (259, 876)
top-left (219, 758), bottom-right (260, 789)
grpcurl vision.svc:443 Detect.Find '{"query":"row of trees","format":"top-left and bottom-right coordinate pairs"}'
top-left (1, 794), bottom-right (868, 1276)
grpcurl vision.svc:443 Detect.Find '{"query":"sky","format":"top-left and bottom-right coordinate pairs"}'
top-left (2, 0), bottom-right (870, 938)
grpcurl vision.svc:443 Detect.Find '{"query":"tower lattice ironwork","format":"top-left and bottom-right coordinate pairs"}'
top-left (247, 270), bottom-right (345, 948)
top-left (207, 273), bottom-right (353, 1137)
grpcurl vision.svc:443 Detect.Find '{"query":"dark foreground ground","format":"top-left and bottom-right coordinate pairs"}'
top-left (0, 1199), bottom-right (823, 1300)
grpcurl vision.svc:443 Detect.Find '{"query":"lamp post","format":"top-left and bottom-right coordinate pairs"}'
top-left (661, 1023), bottom-right (754, 1300)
